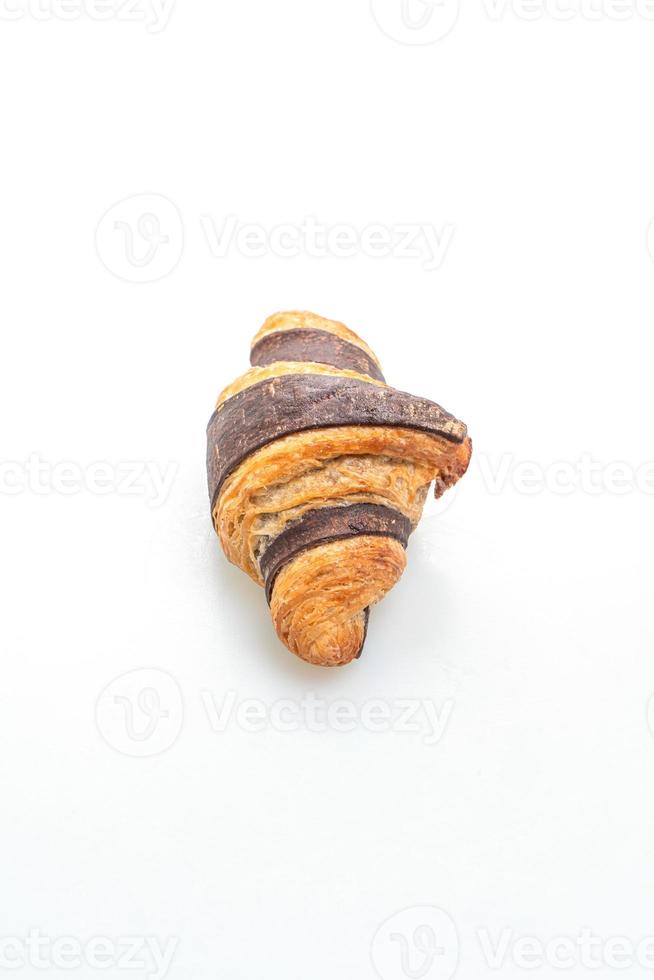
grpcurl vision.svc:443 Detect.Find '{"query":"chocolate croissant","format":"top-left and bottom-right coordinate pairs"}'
top-left (207, 311), bottom-right (471, 667)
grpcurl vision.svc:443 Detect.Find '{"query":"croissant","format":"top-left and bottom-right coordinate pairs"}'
top-left (207, 311), bottom-right (472, 668)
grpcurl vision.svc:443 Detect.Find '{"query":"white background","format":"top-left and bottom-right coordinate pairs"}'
top-left (1, 1), bottom-right (654, 978)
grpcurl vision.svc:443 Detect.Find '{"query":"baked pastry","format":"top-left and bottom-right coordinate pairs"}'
top-left (207, 311), bottom-right (471, 667)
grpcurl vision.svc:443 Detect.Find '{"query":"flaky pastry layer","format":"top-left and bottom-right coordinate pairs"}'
top-left (214, 425), bottom-right (472, 583)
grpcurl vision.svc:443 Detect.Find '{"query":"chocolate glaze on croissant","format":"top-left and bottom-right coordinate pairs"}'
top-left (207, 311), bottom-right (472, 668)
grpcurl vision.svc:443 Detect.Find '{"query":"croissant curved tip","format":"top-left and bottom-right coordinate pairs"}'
top-left (288, 615), bottom-right (368, 668)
